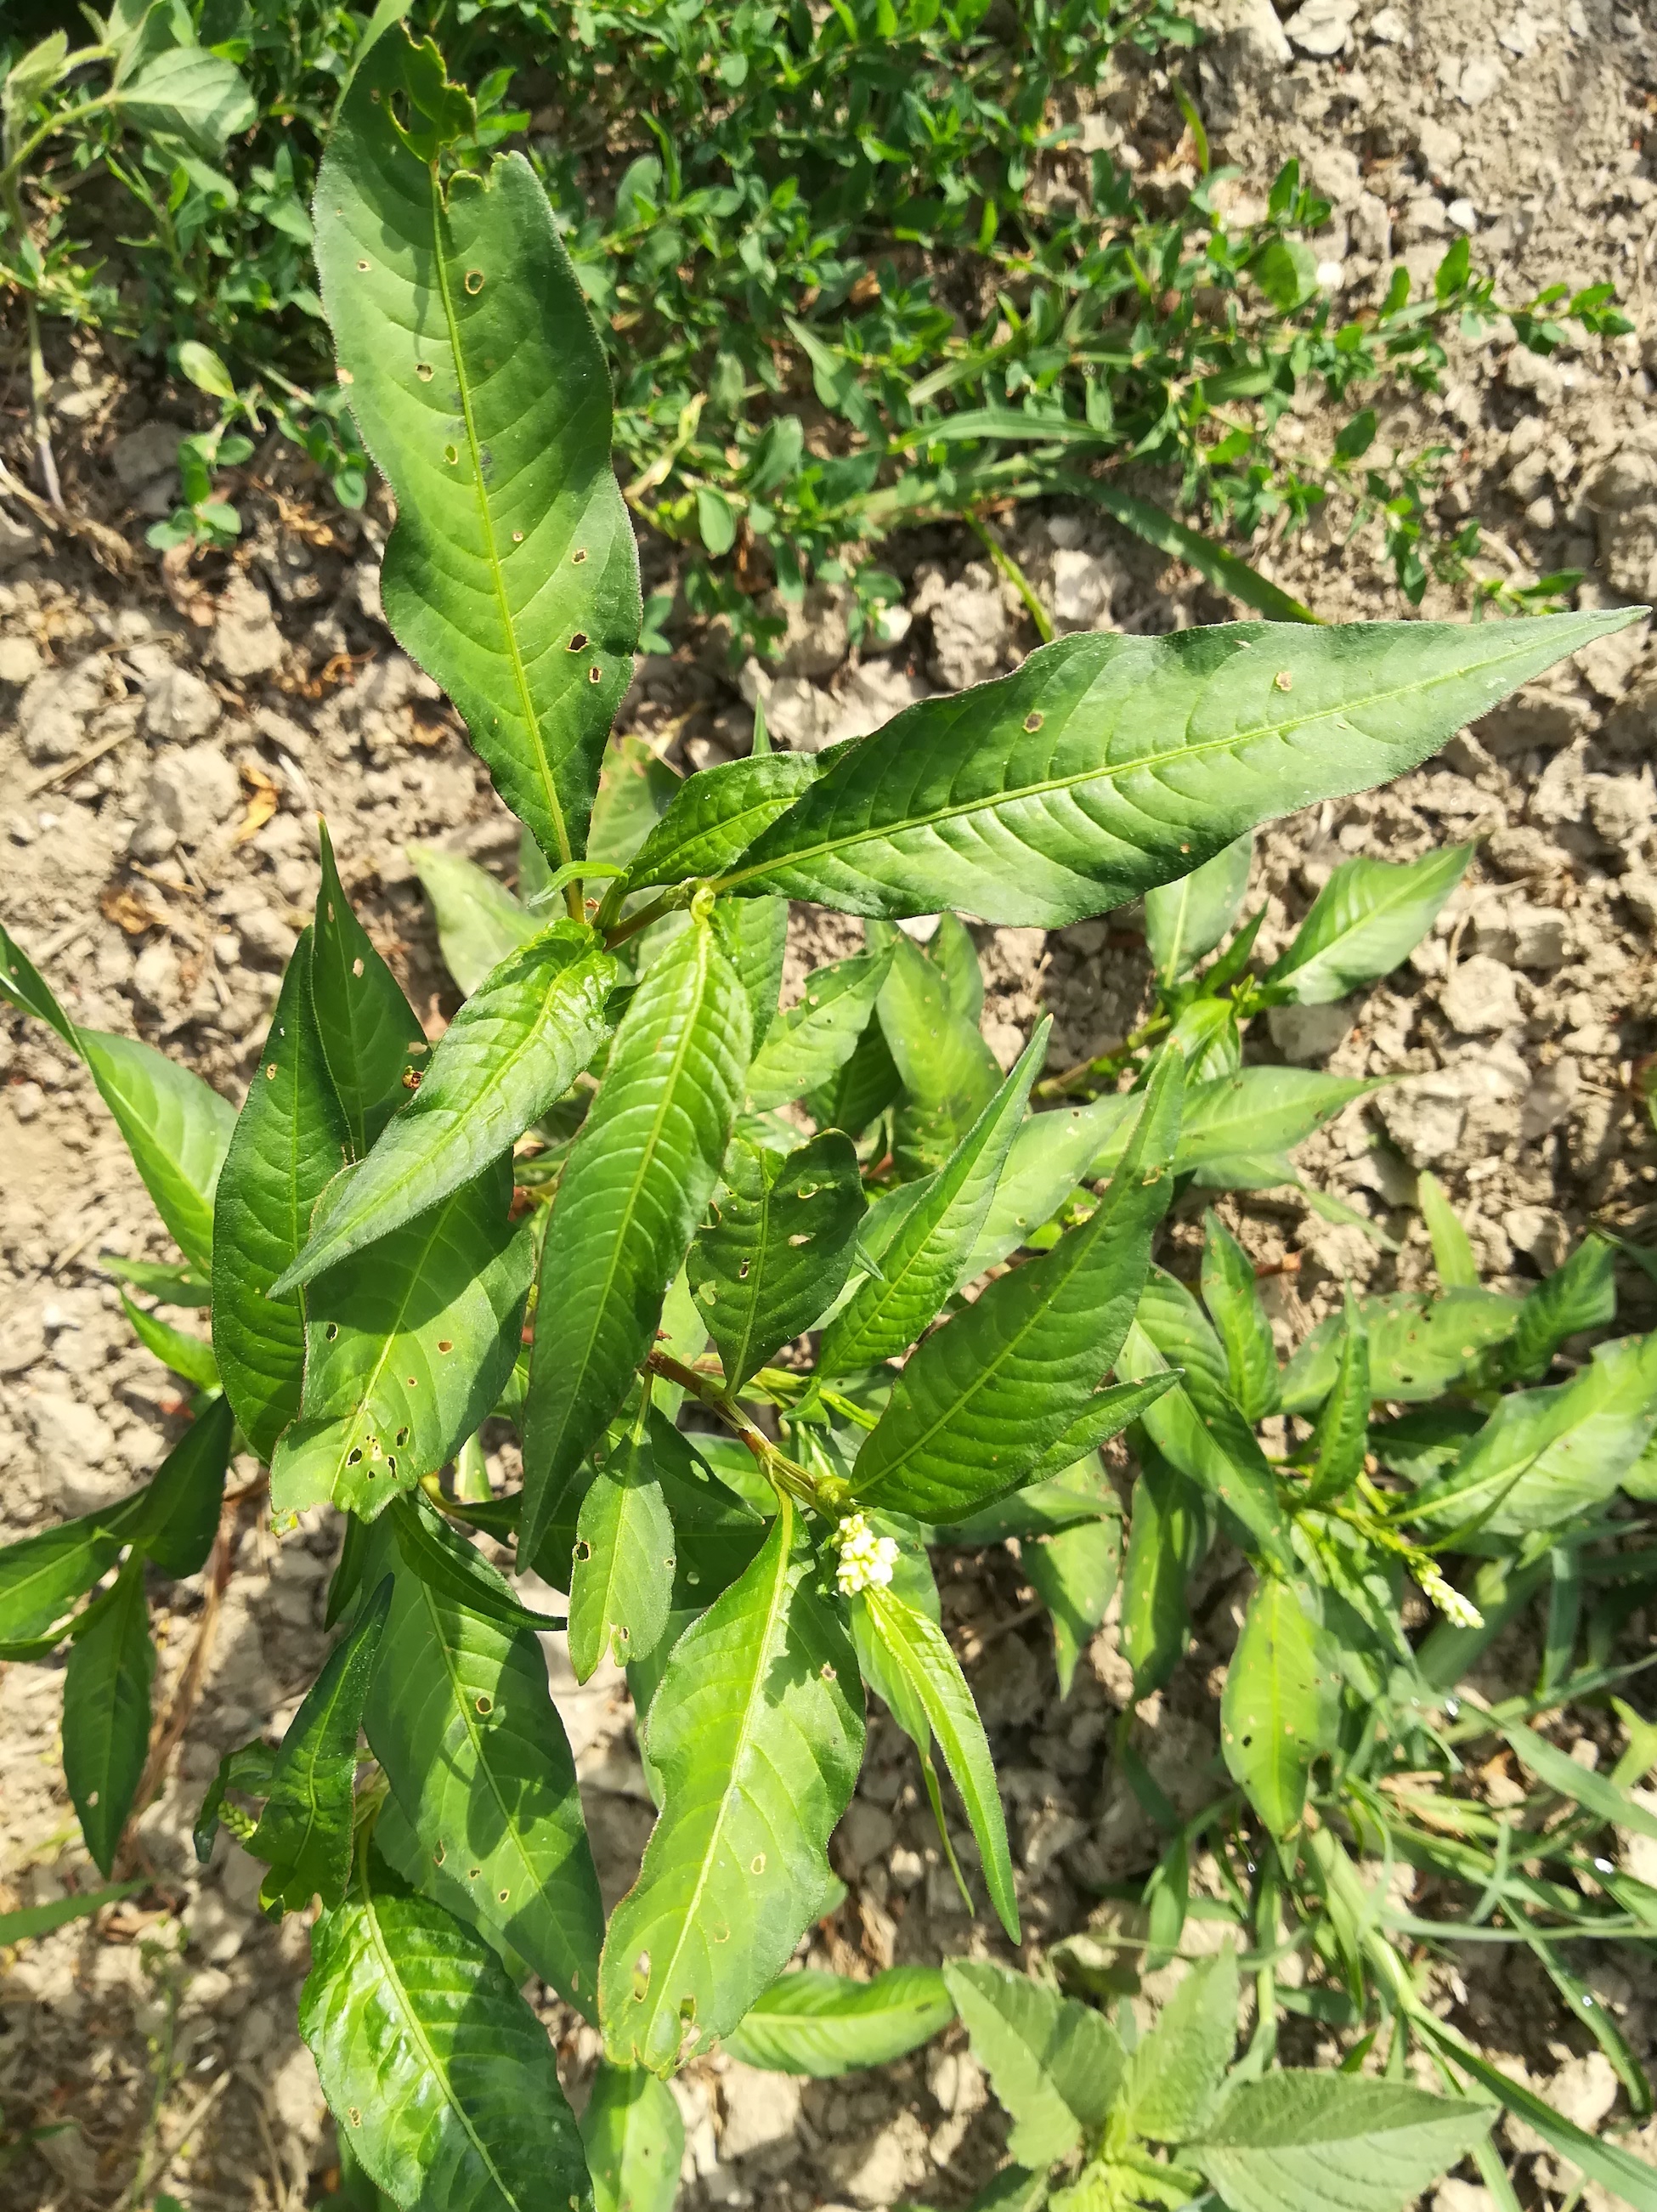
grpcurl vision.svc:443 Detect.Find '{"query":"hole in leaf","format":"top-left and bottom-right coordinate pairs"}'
top-left (1023, 710), bottom-right (1044, 732)
top-left (512, 529), bottom-right (523, 544)
top-left (788, 1233), bottom-right (811, 1247)
top-left (498, 1888), bottom-right (510, 1903)
top-left (356, 258), bottom-right (370, 273)
top-left (433, 1842), bottom-right (445, 1865)
top-left (444, 444), bottom-right (459, 466)
top-left (325, 1323), bottom-right (339, 1341)
top-left (572, 548), bottom-right (588, 563)
top-left (476, 1695), bottom-right (493, 1714)
top-left (750, 1852), bottom-right (766, 1874)
top-left (679, 1994), bottom-right (697, 2024)
top-left (1274, 669), bottom-right (1292, 691)
top-left (568, 632), bottom-right (589, 652)
top-left (265, 1064), bottom-right (278, 1081)
top-left (587, 665), bottom-right (602, 684)
top-left (738, 1260), bottom-right (750, 1279)
top-left (632, 1950), bottom-right (651, 2000)
top-left (394, 1426), bottom-right (409, 1447)
top-left (352, 957), bottom-right (365, 978)
top-left (464, 269), bottom-right (485, 293)
top-left (820, 1661), bottom-right (836, 1680)
top-left (574, 1540), bottom-right (592, 1562)
top-left (438, 1340), bottom-right (453, 1354)
top-left (415, 361), bottom-right (434, 382)
top-left (468, 1867), bottom-right (481, 1881)
top-left (402, 1069), bottom-right (421, 1090)
top-left (347, 1449), bottom-right (362, 1466)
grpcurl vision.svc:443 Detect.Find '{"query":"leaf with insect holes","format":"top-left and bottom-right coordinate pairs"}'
top-left (274, 922), bottom-right (617, 1292)
top-left (1411, 1331), bottom-right (1657, 1535)
top-left (62, 1558), bottom-right (155, 1875)
top-left (317, 34), bottom-right (640, 867)
top-left (409, 846), bottom-right (541, 996)
top-left (820, 1024), bottom-right (1047, 1376)
top-left (943, 1960), bottom-right (1125, 2170)
top-left (1264, 844), bottom-right (1473, 1005)
top-left (520, 914), bottom-right (750, 1568)
top-left (212, 931), bottom-right (350, 1462)
top-left (598, 1494), bottom-right (862, 2073)
top-left (878, 930), bottom-right (1002, 1178)
top-left (716, 616), bottom-right (1633, 926)
top-left (689, 1131), bottom-right (865, 1388)
top-left (581, 2062), bottom-right (684, 2212)
top-left (850, 1052), bottom-right (1182, 1524)
top-left (1144, 832), bottom-right (1253, 983)
top-left (744, 944), bottom-right (896, 1112)
top-left (1201, 1211), bottom-right (1281, 1421)
top-left (252, 1576), bottom-right (392, 1915)
top-left (1220, 1577), bottom-right (1336, 1838)
top-left (300, 1851), bottom-right (591, 2212)
top-left (269, 1159), bottom-right (532, 1519)
top-left (1281, 1287), bottom-right (1521, 1412)
top-left (364, 1535), bottom-right (603, 2019)
top-left (1021, 1513), bottom-right (1121, 1699)
top-left (568, 1428), bottom-right (676, 1683)
top-left (1121, 1944), bottom-right (1239, 2141)
top-left (1190, 2074), bottom-right (1494, 2212)
top-left (627, 753), bottom-right (824, 891)
top-left (311, 821), bottom-right (428, 1157)
top-left (723, 1966), bottom-right (955, 2077)
top-left (860, 1582), bottom-right (1018, 1939)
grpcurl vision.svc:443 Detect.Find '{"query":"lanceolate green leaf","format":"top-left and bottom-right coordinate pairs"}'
top-left (1145, 832), bottom-right (1253, 983)
top-left (410, 845), bottom-right (540, 996)
top-left (364, 1549), bottom-right (603, 2018)
top-left (136, 1393), bottom-right (235, 1577)
top-left (252, 1576), bottom-right (393, 1915)
top-left (1190, 2073), bottom-right (1493, 2212)
top-left (600, 1494), bottom-right (863, 2073)
top-left (301, 1852), bottom-right (592, 2212)
top-left (1305, 1294), bottom-right (1370, 1506)
top-left (389, 1493), bottom-right (564, 1633)
top-left (1220, 1578), bottom-right (1333, 1838)
top-left (1418, 1169), bottom-right (1479, 1289)
top-left (81, 1031), bottom-right (236, 1273)
top-left (648, 1412), bottom-right (766, 1611)
top-left (580, 2062), bottom-right (684, 2212)
top-left (716, 614), bottom-right (1631, 926)
top-left (1502, 1233), bottom-right (1615, 1383)
top-left (521, 913), bottom-right (750, 1566)
top-left (957, 1089), bottom-right (1126, 1281)
top-left (862, 1582), bottom-right (1018, 1939)
top-left (820, 1023), bottom-right (1048, 1377)
top-left (627, 752), bottom-right (823, 891)
top-left (723, 1966), bottom-right (955, 2076)
top-left (1121, 1449), bottom-right (1199, 1699)
top-left (1201, 1211), bottom-right (1281, 1421)
top-left (850, 1050), bottom-right (1183, 1522)
top-left (744, 945), bottom-right (896, 1112)
top-left (270, 1162), bottom-right (531, 1519)
top-left (690, 1131), bottom-right (865, 1387)
top-left (212, 931), bottom-right (350, 1462)
top-left (1117, 1321), bottom-right (1292, 1571)
top-left (568, 1428), bottom-right (676, 1682)
top-left (1265, 843), bottom-right (1473, 1005)
top-left (311, 820), bottom-right (427, 1157)
top-left (1410, 1331), bottom-right (1657, 1534)
top-left (878, 930), bottom-right (1003, 1177)
top-left (277, 924), bottom-right (615, 1293)
top-left (0, 919), bottom-right (80, 1047)
top-left (0, 1517), bottom-right (122, 1645)
top-left (120, 1293), bottom-right (218, 1390)
top-left (719, 894), bottom-right (788, 1053)
top-left (63, 1558), bottom-right (155, 1875)
top-left (316, 34), bottom-right (641, 865)
top-left (1281, 1287), bottom-right (1520, 1412)
top-left (1021, 1513), bottom-right (1120, 1698)
top-left (1021, 1375), bottom-right (1178, 1485)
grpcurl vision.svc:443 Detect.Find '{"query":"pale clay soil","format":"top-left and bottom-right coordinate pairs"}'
top-left (4, 0), bottom-right (1657, 2205)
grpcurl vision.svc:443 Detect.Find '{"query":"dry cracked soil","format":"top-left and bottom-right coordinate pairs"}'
top-left (4, 0), bottom-right (1657, 2204)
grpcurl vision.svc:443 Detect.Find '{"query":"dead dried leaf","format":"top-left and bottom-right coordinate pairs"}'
top-left (232, 761), bottom-right (281, 846)
top-left (99, 882), bottom-right (169, 936)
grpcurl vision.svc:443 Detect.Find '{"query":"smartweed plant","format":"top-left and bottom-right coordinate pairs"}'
top-left (2, 34), bottom-right (1654, 2212)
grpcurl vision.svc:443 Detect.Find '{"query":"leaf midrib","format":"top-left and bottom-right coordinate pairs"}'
top-left (1275, 851), bottom-right (1463, 987)
top-left (430, 167), bottom-right (571, 867)
top-left (642, 1496), bottom-right (795, 2037)
top-left (317, 1194), bottom-right (462, 1493)
top-left (549, 930), bottom-right (715, 1459)
top-left (358, 1866), bottom-right (528, 2209)
top-left (718, 642), bottom-right (1561, 891)
top-left (416, 1581), bottom-right (582, 1988)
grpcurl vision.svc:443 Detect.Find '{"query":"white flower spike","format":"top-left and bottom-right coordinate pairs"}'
top-left (834, 1511), bottom-right (899, 1597)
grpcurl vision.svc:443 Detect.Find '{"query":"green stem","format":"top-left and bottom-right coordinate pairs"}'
top-left (604, 889), bottom-right (676, 949)
top-left (644, 1349), bottom-right (823, 1510)
top-left (966, 512), bottom-right (1055, 642)
top-left (1034, 1011), bottom-right (1170, 1100)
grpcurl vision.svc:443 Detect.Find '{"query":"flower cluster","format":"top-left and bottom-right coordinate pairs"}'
top-left (833, 1512), bottom-right (899, 1597)
top-left (1420, 1563), bottom-right (1485, 1630)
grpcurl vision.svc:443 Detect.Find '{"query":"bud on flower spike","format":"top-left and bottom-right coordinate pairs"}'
top-left (834, 1512), bottom-right (899, 1596)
